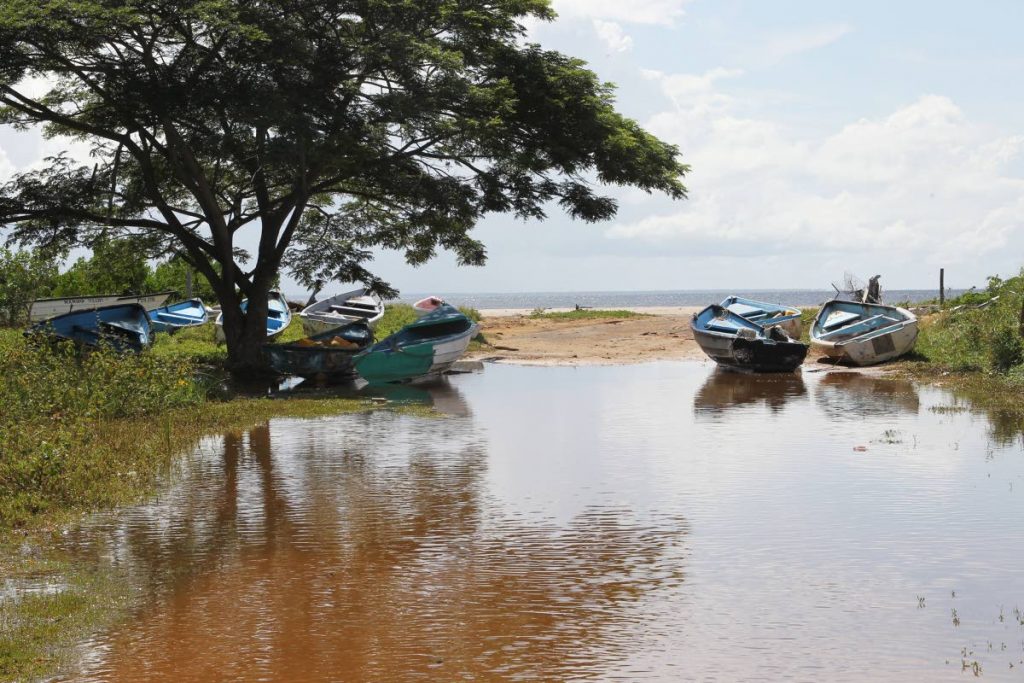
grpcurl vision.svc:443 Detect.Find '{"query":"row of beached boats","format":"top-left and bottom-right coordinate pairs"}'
top-left (24, 289), bottom-right (479, 385)
top-left (690, 292), bottom-right (919, 372)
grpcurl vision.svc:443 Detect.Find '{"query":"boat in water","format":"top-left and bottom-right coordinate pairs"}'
top-left (810, 300), bottom-right (918, 366)
top-left (25, 303), bottom-right (153, 352)
top-left (215, 291), bottom-right (292, 342)
top-left (721, 296), bottom-right (803, 339)
top-left (299, 288), bottom-right (384, 335)
top-left (29, 291), bottom-right (173, 322)
top-left (148, 298), bottom-right (209, 333)
top-left (691, 304), bottom-right (808, 373)
top-left (354, 303), bottom-right (478, 384)
top-left (264, 320), bottom-right (374, 383)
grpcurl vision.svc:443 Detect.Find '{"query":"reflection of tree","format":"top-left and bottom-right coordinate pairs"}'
top-left (694, 369), bottom-right (807, 417)
top-left (814, 372), bottom-right (920, 420)
top-left (75, 408), bottom-right (688, 682)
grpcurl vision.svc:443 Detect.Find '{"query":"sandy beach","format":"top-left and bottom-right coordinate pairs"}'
top-left (469, 306), bottom-right (723, 366)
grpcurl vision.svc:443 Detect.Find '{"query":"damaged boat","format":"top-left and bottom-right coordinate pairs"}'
top-left (810, 300), bottom-right (918, 366)
top-left (691, 304), bottom-right (808, 373)
top-left (26, 303), bottom-right (153, 353)
top-left (263, 320), bottom-right (374, 383)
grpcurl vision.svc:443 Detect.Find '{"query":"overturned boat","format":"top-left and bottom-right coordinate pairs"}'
top-left (26, 303), bottom-right (153, 353)
top-left (691, 304), bottom-right (808, 373)
top-left (354, 303), bottom-right (478, 384)
top-left (810, 300), bottom-right (917, 366)
top-left (215, 291), bottom-right (292, 342)
top-left (264, 320), bottom-right (374, 383)
top-left (148, 298), bottom-right (209, 333)
top-left (300, 288), bottom-right (384, 335)
top-left (29, 291), bottom-right (173, 322)
top-left (721, 296), bottom-right (803, 339)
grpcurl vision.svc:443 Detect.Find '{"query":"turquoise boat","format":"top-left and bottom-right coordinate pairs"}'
top-left (148, 298), bottom-right (208, 333)
top-left (25, 303), bottom-right (153, 353)
top-left (354, 304), bottom-right (478, 384)
top-left (263, 321), bottom-right (373, 382)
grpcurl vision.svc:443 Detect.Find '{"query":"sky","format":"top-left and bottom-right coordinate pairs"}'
top-left (3, 0), bottom-right (1024, 294)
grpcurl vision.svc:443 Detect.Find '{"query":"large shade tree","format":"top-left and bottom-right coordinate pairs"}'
top-left (0, 0), bottom-right (687, 371)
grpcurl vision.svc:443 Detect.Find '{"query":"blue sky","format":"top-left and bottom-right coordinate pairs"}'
top-left (3, 0), bottom-right (1024, 293)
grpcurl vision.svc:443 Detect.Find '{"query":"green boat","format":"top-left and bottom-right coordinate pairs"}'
top-left (354, 303), bottom-right (478, 384)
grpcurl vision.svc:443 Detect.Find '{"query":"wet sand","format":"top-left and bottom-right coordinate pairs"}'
top-left (469, 308), bottom-right (705, 365)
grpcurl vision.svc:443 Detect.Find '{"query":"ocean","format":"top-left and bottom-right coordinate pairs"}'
top-left (392, 289), bottom-right (967, 310)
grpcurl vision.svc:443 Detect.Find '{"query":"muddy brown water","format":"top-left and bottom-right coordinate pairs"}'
top-left (62, 362), bottom-right (1024, 681)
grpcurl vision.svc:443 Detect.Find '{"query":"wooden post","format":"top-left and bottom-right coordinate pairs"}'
top-left (939, 268), bottom-right (945, 307)
top-left (185, 267), bottom-right (193, 298)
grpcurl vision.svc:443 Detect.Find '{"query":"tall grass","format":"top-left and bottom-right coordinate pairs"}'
top-left (914, 272), bottom-right (1024, 376)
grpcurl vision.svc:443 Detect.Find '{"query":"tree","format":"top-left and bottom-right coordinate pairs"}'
top-left (0, 247), bottom-right (58, 325)
top-left (0, 0), bottom-right (687, 372)
top-left (51, 237), bottom-right (152, 296)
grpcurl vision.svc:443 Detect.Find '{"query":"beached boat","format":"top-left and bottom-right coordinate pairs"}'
top-left (215, 291), bottom-right (292, 342)
top-left (148, 298), bottom-right (209, 333)
top-left (299, 288), bottom-right (384, 335)
top-left (29, 291), bottom-right (173, 322)
top-left (354, 303), bottom-right (478, 384)
top-left (412, 296), bottom-right (445, 317)
top-left (721, 295), bottom-right (803, 339)
top-left (691, 304), bottom-right (808, 372)
top-left (810, 300), bottom-right (918, 366)
top-left (264, 320), bottom-right (374, 382)
top-left (25, 303), bottom-right (153, 352)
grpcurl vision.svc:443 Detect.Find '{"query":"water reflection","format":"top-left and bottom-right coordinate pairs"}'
top-left (814, 371), bottom-right (920, 419)
top-left (70, 406), bottom-right (687, 682)
top-left (693, 369), bottom-right (807, 417)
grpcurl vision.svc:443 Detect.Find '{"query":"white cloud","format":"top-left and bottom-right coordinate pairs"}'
top-left (592, 20), bottom-right (633, 53)
top-left (608, 70), bottom-right (1024, 271)
top-left (759, 23), bottom-right (853, 63)
top-left (551, 0), bottom-right (691, 26)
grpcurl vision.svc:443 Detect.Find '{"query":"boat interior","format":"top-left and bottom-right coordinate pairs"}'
top-left (815, 303), bottom-right (906, 342)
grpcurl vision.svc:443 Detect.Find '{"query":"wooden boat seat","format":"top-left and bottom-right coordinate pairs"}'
top-left (705, 320), bottom-right (745, 334)
top-left (822, 311), bottom-right (861, 330)
top-left (327, 305), bottom-right (376, 318)
top-left (817, 314), bottom-right (899, 341)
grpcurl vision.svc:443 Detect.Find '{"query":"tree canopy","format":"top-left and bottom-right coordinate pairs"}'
top-left (0, 0), bottom-right (687, 368)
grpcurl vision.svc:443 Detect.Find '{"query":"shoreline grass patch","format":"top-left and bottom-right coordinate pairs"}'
top-left (528, 308), bottom-right (648, 321)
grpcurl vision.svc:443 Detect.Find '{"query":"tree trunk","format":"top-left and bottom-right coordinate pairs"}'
top-left (1019, 295), bottom-right (1024, 338)
top-left (212, 286), bottom-right (273, 377)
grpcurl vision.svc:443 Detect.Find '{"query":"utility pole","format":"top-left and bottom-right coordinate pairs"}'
top-left (939, 268), bottom-right (945, 307)
top-left (185, 266), bottom-right (193, 299)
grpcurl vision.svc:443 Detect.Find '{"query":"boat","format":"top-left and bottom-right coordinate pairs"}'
top-left (299, 288), bottom-right (384, 335)
top-left (354, 303), bottom-right (478, 384)
top-left (809, 300), bottom-right (918, 366)
top-left (148, 298), bottom-right (209, 333)
top-left (412, 296), bottom-right (445, 317)
top-left (263, 320), bottom-right (374, 382)
top-left (720, 296), bottom-right (803, 339)
top-left (25, 303), bottom-right (153, 352)
top-left (691, 304), bottom-right (808, 373)
top-left (215, 291), bottom-right (292, 342)
top-left (29, 291), bottom-right (174, 322)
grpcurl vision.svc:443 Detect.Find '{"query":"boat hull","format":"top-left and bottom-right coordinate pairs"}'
top-left (29, 292), bottom-right (173, 322)
top-left (693, 328), bottom-right (807, 373)
top-left (215, 292), bottom-right (292, 342)
top-left (26, 303), bottom-right (153, 353)
top-left (264, 322), bottom-right (373, 382)
top-left (811, 320), bottom-right (918, 366)
top-left (149, 298), bottom-right (208, 333)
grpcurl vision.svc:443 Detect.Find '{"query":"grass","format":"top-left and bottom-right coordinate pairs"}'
top-left (528, 308), bottom-right (648, 321)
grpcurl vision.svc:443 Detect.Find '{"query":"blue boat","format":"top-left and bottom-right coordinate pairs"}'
top-left (720, 296), bottom-right (803, 339)
top-left (810, 300), bottom-right (918, 366)
top-left (263, 320), bottom-right (374, 383)
top-left (691, 304), bottom-right (808, 373)
top-left (25, 303), bottom-right (153, 353)
top-left (148, 298), bottom-right (209, 333)
top-left (215, 291), bottom-right (292, 342)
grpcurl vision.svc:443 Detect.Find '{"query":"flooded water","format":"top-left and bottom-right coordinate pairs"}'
top-left (63, 363), bottom-right (1024, 681)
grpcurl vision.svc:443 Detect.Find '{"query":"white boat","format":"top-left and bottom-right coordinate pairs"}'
top-left (299, 288), bottom-right (384, 336)
top-left (215, 291), bottom-right (292, 342)
top-left (412, 296), bottom-right (445, 317)
top-left (810, 300), bottom-right (918, 366)
top-left (29, 291), bottom-right (174, 322)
